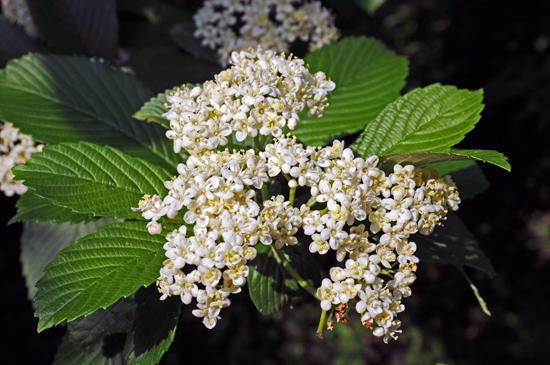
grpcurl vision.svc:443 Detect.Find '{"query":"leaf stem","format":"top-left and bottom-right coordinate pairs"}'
top-left (316, 310), bottom-right (328, 339)
top-left (306, 196), bottom-right (317, 207)
top-left (289, 187), bottom-right (296, 206)
top-left (261, 183), bottom-right (269, 202)
top-left (270, 245), bottom-right (319, 300)
top-left (226, 141), bottom-right (247, 151)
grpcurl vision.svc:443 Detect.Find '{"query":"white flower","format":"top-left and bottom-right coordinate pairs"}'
top-left (193, 0), bottom-right (339, 65)
top-left (1, 0), bottom-right (37, 37)
top-left (0, 122), bottom-right (43, 196)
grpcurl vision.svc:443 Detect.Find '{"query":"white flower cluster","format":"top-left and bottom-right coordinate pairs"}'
top-left (1, 0), bottom-right (37, 37)
top-left (194, 0), bottom-right (339, 64)
top-left (134, 48), bottom-right (335, 329)
top-left (258, 135), bottom-right (460, 342)
top-left (0, 122), bottom-right (43, 197)
top-left (164, 47), bottom-right (335, 156)
top-left (136, 48), bottom-right (460, 339)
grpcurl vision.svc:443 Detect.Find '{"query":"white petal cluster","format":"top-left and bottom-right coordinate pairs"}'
top-left (260, 135), bottom-right (460, 342)
top-left (133, 149), bottom-right (269, 328)
top-left (0, 122), bottom-right (43, 197)
top-left (164, 47), bottom-right (335, 156)
top-left (137, 49), bottom-right (460, 338)
top-left (1, 0), bottom-right (37, 37)
top-left (194, 0), bottom-right (339, 65)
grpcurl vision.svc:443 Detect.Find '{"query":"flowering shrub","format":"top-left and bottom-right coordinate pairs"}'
top-left (0, 1), bottom-right (510, 364)
top-left (194, 0), bottom-right (339, 64)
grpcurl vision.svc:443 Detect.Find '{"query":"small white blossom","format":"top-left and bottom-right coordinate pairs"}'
top-left (194, 0), bottom-right (339, 65)
top-left (0, 122), bottom-right (43, 196)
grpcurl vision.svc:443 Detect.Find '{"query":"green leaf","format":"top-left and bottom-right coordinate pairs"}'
top-left (20, 219), bottom-right (113, 301)
top-left (354, 0), bottom-right (387, 14)
top-left (10, 190), bottom-right (93, 224)
top-left (133, 86), bottom-right (176, 129)
top-left (27, 0), bottom-right (118, 58)
top-left (13, 142), bottom-right (171, 220)
top-left (430, 160), bottom-right (476, 176)
top-left (125, 287), bottom-right (180, 365)
top-left (0, 16), bottom-right (38, 56)
top-left (34, 221), bottom-right (169, 332)
top-left (129, 46), bottom-right (220, 93)
top-left (414, 212), bottom-right (495, 277)
top-left (170, 19), bottom-right (218, 62)
top-left (54, 287), bottom-right (179, 365)
top-left (292, 37), bottom-right (408, 145)
top-left (53, 299), bottom-right (134, 365)
top-left (352, 84), bottom-right (484, 156)
top-left (0, 54), bottom-right (180, 170)
top-left (248, 245), bottom-right (296, 314)
top-left (379, 149), bottom-right (510, 172)
top-left (447, 163), bottom-right (490, 200)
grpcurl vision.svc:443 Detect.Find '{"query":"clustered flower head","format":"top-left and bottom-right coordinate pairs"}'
top-left (164, 47), bottom-right (335, 155)
top-left (194, 0), bottom-right (339, 65)
top-left (0, 122), bottom-right (43, 197)
top-left (135, 48), bottom-right (461, 341)
top-left (1, 0), bottom-right (37, 37)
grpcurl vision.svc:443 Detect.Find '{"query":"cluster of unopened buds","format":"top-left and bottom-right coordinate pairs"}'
top-left (134, 48), bottom-right (460, 342)
top-left (1, 0), bottom-right (37, 37)
top-left (0, 122), bottom-right (43, 196)
top-left (194, 0), bottom-right (339, 65)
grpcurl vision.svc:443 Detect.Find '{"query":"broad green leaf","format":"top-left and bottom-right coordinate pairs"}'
top-left (13, 142), bottom-right (171, 220)
top-left (0, 16), bottom-right (38, 56)
top-left (292, 37), bottom-right (408, 145)
top-left (414, 213), bottom-right (495, 277)
top-left (54, 288), bottom-right (179, 365)
top-left (27, 0), bottom-right (118, 58)
top-left (354, 0), bottom-right (387, 14)
top-left (430, 160), bottom-right (476, 176)
top-left (10, 190), bottom-right (92, 224)
top-left (248, 245), bottom-right (297, 314)
top-left (53, 299), bottom-right (135, 365)
top-left (170, 19), bottom-right (218, 62)
top-left (0, 54), bottom-right (180, 169)
top-left (125, 287), bottom-right (180, 365)
top-left (133, 86), bottom-right (177, 129)
top-left (21, 219), bottom-right (113, 301)
top-left (379, 149), bottom-right (510, 171)
top-left (248, 244), bottom-right (318, 315)
top-left (352, 84), bottom-right (484, 156)
top-left (447, 163), bottom-right (490, 200)
top-left (34, 221), bottom-right (170, 332)
top-left (129, 47), bottom-right (220, 93)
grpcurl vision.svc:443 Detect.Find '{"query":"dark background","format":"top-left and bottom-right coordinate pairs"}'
top-left (1, 0), bottom-right (549, 364)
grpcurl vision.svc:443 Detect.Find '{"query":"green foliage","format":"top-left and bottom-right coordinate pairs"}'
top-left (292, 37), bottom-right (408, 145)
top-left (448, 163), bottom-right (491, 200)
top-left (133, 87), bottom-right (173, 128)
top-left (170, 18), bottom-right (218, 62)
top-left (248, 245), bottom-right (297, 314)
top-left (34, 221), bottom-right (170, 332)
top-left (352, 84), bottom-right (484, 156)
top-left (20, 219), bottom-right (113, 300)
top-left (13, 142), bottom-right (171, 220)
top-left (53, 299), bottom-right (134, 365)
top-left (10, 191), bottom-right (93, 224)
top-left (353, 0), bottom-right (387, 14)
top-left (0, 16), bottom-right (37, 58)
top-left (414, 213), bottom-right (496, 277)
top-left (379, 149), bottom-right (510, 172)
top-left (27, 0), bottom-right (118, 58)
top-left (0, 54), bottom-right (180, 169)
top-left (53, 288), bottom-right (179, 365)
top-left (248, 245), bottom-right (318, 315)
top-left (124, 287), bottom-right (180, 364)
